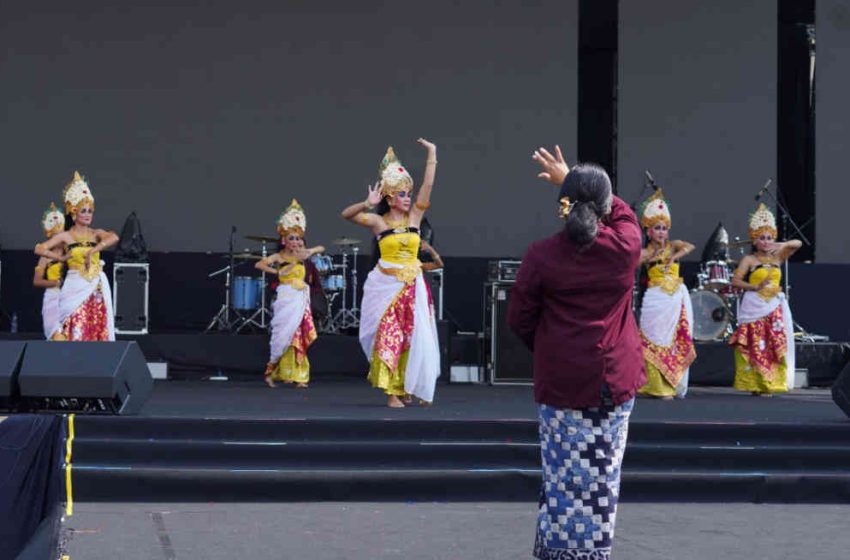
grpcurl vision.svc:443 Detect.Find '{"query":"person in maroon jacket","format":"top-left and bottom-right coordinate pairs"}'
top-left (509, 145), bottom-right (644, 560)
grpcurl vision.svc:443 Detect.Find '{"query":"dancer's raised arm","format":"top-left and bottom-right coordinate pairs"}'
top-left (341, 181), bottom-right (383, 231)
top-left (410, 138), bottom-right (437, 222)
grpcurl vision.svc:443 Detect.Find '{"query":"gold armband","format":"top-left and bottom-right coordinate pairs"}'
top-left (415, 201), bottom-right (431, 211)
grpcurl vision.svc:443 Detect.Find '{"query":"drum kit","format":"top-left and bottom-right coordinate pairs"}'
top-left (205, 229), bottom-right (362, 334)
top-left (689, 238), bottom-right (749, 341)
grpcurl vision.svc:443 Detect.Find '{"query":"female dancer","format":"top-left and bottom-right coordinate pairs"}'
top-left (256, 200), bottom-right (324, 388)
top-left (729, 203), bottom-right (801, 395)
top-left (637, 189), bottom-right (696, 399)
top-left (33, 203), bottom-right (66, 340)
top-left (511, 146), bottom-right (643, 560)
top-left (35, 171), bottom-right (119, 341)
top-left (341, 139), bottom-right (441, 408)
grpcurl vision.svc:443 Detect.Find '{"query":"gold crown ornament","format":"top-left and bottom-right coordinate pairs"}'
top-left (41, 202), bottom-right (66, 237)
top-left (378, 147), bottom-right (413, 199)
top-left (639, 189), bottom-right (672, 229)
top-left (277, 199), bottom-right (307, 237)
top-left (63, 171), bottom-right (95, 215)
top-left (748, 203), bottom-right (777, 241)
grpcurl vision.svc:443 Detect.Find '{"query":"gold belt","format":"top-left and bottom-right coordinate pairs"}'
top-left (378, 262), bottom-right (421, 285)
top-left (647, 276), bottom-right (682, 296)
top-left (280, 278), bottom-right (307, 291)
top-left (69, 262), bottom-right (102, 282)
top-left (757, 284), bottom-right (781, 301)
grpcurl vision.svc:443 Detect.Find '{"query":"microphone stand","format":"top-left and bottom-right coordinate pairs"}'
top-left (629, 176), bottom-right (655, 315)
top-left (757, 187), bottom-right (821, 340)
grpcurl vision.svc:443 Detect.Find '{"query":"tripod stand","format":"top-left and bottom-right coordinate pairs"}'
top-left (205, 226), bottom-right (243, 332)
top-left (237, 239), bottom-right (272, 332)
top-left (333, 245), bottom-right (361, 330)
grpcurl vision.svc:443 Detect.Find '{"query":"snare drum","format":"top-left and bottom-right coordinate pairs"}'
top-left (690, 289), bottom-right (732, 341)
top-left (321, 274), bottom-right (345, 291)
top-left (232, 276), bottom-right (262, 310)
top-left (702, 260), bottom-right (731, 290)
top-left (311, 254), bottom-right (333, 274)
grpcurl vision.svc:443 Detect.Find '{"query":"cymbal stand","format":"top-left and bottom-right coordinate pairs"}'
top-left (206, 226), bottom-right (242, 332)
top-left (238, 239), bottom-right (272, 332)
top-left (333, 246), bottom-right (361, 330)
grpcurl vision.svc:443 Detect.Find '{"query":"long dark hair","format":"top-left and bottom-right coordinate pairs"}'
top-left (560, 163), bottom-right (612, 247)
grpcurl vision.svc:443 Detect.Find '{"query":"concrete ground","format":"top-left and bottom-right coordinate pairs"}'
top-left (64, 502), bottom-right (848, 560)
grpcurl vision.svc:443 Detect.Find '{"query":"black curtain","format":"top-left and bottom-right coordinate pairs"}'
top-left (778, 0), bottom-right (815, 261)
top-left (0, 415), bottom-right (66, 560)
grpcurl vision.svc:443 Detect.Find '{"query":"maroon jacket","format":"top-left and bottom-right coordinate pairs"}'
top-left (507, 195), bottom-right (645, 408)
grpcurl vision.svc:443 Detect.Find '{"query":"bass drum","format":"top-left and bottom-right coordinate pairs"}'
top-left (690, 289), bottom-right (732, 341)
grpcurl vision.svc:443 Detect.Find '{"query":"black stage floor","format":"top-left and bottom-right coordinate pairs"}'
top-left (136, 379), bottom-right (848, 424)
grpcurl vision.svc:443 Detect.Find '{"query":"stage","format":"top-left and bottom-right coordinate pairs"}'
top-left (66, 379), bottom-right (850, 505)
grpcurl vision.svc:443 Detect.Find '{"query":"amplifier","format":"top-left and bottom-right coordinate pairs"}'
top-left (483, 282), bottom-right (533, 384)
top-left (487, 260), bottom-right (522, 283)
top-left (113, 263), bottom-right (149, 335)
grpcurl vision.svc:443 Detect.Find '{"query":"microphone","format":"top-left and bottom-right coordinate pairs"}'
top-left (754, 179), bottom-right (772, 201)
top-left (645, 170), bottom-right (659, 190)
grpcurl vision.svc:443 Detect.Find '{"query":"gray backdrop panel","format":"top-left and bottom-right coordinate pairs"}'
top-left (816, 0), bottom-right (850, 264)
top-left (618, 0), bottom-right (777, 257)
top-left (0, 0), bottom-right (577, 257)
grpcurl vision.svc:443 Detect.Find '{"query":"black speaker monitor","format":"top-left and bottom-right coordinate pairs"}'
top-left (19, 341), bottom-right (153, 415)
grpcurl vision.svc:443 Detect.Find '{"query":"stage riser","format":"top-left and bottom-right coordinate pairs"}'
top-left (69, 417), bottom-right (850, 504)
top-left (73, 440), bottom-right (850, 471)
top-left (71, 470), bottom-right (850, 504)
top-left (73, 417), bottom-right (850, 445)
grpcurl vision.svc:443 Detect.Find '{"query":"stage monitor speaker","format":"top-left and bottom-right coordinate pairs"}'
top-left (831, 360), bottom-right (850, 419)
top-left (0, 341), bottom-right (27, 400)
top-left (486, 282), bottom-right (533, 384)
top-left (19, 341), bottom-right (153, 415)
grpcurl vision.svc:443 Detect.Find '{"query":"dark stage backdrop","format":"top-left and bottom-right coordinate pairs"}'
top-left (618, 1), bottom-right (777, 256)
top-left (0, 0), bottom-right (577, 257)
top-left (816, 0), bottom-right (850, 264)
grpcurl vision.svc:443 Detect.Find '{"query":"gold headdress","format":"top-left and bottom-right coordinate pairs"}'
top-left (277, 199), bottom-right (307, 237)
top-left (63, 170), bottom-right (95, 215)
top-left (748, 203), bottom-right (777, 241)
top-left (41, 202), bottom-right (65, 238)
top-left (378, 147), bottom-right (413, 199)
top-left (639, 189), bottom-right (672, 229)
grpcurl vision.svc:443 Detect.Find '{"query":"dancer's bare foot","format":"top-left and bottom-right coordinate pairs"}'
top-left (661, 396), bottom-right (674, 401)
top-left (418, 399), bottom-right (432, 407)
top-left (264, 376), bottom-right (277, 388)
top-left (387, 395), bottom-right (405, 408)
top-left (296, 383), bottom-right (308, 389)
top-left (402, 395), bottom-right (413, 405)
top-left (759, 393), bottom-right (773, 398)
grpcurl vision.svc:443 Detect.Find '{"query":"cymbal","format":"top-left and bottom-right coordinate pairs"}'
top-left (244, 234), bottom-right (279, 243)
top-left (332, 237), bottom-right (362, 246)
top-left (224, 252), bottom-right (262, 260)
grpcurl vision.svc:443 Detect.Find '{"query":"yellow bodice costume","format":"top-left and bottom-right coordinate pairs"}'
top-left (66, 240), bottom-right (102, 281)
top-left (278, 257), bottom-right (307, 291)
top-left (378, 229), bottom-right (422, 285)
top-left (646, 245), bottom-right (682, 295)
top-left (45, 261), bottom-right (64, 282)
top-left (746, 263), bottom-right (782, 300)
